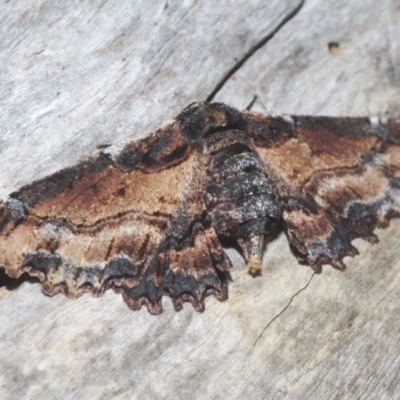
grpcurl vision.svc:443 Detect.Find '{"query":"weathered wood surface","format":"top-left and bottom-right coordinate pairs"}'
top-left (1, 0), bottom-right (400, 398)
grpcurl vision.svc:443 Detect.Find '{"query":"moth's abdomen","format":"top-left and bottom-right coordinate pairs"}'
top-left (204, 131), bottom-right (281, 272)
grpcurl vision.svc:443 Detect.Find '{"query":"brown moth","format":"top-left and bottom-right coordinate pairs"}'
top-left (1, 102), bottom-right (399, 314)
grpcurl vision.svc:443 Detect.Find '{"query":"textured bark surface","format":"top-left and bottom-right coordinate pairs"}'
top-left (1, 1), bottom-right (400, 399)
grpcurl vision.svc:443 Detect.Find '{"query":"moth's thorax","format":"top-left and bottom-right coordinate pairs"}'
top-left (203, 130), bottom-right (281, 239)
top-left (177, 102), bottom-right (247, 146)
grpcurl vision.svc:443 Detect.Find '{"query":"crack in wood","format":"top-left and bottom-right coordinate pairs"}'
top-left (244, 272), bottom-right (315, 360)
top-left (206, 0), bottom-right (305, 102)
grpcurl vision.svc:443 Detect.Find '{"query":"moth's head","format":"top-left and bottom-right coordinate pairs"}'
top-left (177, 102), bottom-right (247, 145)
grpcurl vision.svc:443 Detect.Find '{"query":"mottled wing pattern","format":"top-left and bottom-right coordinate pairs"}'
top-left (1, 102), bottom-right (400, 314)
top-left (247, 112), bottom-right (400, 271)
top-left (0, 119), bottom-right (230, 314)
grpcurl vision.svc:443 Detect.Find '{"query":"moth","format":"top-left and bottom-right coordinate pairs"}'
top-left (1, 102), bottom-right (399, 314)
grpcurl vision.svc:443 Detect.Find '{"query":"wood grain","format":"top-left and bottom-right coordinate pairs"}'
top-left (1, 0), bottom-right (400, 398)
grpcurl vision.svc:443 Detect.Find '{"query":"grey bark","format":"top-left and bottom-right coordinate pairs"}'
top-left (1, 1), bottom-right (400, 399)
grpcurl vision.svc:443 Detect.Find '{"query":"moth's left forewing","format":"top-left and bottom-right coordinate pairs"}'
top-left (246, 112), bottom-right (400, 271)
top-left (0, 120), bottom-right (230, 314)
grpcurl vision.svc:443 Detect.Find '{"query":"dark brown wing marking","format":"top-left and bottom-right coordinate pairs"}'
top-left (1, 102), bottom-right (400, 313)
top-left (247, 112), bottom-right (400, 271)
